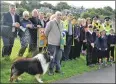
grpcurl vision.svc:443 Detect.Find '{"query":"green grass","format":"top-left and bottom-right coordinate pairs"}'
top-left (0, 38), bottom-right (115, 83)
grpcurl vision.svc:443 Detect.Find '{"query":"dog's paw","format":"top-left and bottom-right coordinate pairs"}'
top-left (38, 79), bottom-right (43, 83)
top-left (18, 77), bottom-right (22, 80)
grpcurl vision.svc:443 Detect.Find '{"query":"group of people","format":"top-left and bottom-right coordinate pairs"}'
top-left (1, 4), bottom-right (116, 76)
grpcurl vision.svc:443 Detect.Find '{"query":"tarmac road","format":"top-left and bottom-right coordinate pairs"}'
top-left (53, 64), bottom-right (115, 83)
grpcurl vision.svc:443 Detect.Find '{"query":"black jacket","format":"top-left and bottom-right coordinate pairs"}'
top-left (107, 34), bottom-right (116, 45)
top-left (95, 35), bottom-right (108, 51)
top-left (1, 12), bottom-right (20, 37)
top-left (86, 31), bottom-right (94, 44)
top-left (79, 26), bottom-right (86, 41)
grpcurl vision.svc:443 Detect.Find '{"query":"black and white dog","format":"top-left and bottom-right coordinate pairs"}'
top-left (10, 52), bottom-right (53, 83)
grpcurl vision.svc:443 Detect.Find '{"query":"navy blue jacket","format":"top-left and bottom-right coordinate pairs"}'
top-left (107, 34), bottom-right (116, 45)
top-left (95, 35), bottom-right (108, 51)
top-left (74, 25), bottom-right (80, 39)
top-left (18, 19), bottom-right (33, 37)
top-left (79, 26), bottom-right (86, 41)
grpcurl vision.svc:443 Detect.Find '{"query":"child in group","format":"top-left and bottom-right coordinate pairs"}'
top-left (107, 29), bottom-right (116, 62)
top-left (86, 24), bottom-right (95, 66)
top-left (94, 30), bottom-right (108, 68)
top-left (93, 29), bottom-right (100, 64)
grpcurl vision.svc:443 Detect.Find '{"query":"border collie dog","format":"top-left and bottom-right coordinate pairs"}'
top-left (10, 52), bottom-right (53, 83)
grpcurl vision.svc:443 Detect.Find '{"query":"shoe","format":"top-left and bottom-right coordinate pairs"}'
top-left (55, 70), bottom-right (64, 75)
top-left (48, 71), bottom-right (54, 76)
top-left (88, 64), bottom-right (95, 67)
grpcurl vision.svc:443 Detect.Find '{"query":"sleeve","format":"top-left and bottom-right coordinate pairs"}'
top-left (29, 18), bottom-right (38, 28)
top-left (45, 21), bottom-right (52, 37)
top-left (16, 14), bottom-right (20, 24)
top-left (3, 13), bottom-right (12, 26)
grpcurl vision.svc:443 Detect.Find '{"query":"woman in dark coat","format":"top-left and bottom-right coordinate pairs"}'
top-left (18, 11), bottom-right (34, 56)
top-left (73, 22), bottom-right (81, 59)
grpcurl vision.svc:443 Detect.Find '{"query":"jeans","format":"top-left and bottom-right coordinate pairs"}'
top-left (48, 44), bottom-right (62, 71)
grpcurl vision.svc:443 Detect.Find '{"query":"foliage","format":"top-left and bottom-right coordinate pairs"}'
top-left (55, 2), bottom-right (71, 11)
top-left (1, 1), bottom-right (115, 19)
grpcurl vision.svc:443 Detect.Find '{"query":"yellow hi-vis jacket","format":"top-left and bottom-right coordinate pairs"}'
top-left (103, 22), bottom-right (112, 34)
top-left (63, 20), bottom-right (75, 46)
top-left (92, 22), bottom-right (104, 31)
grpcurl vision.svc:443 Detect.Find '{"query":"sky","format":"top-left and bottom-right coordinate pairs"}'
top-left (3, 1), bottom-right (115, 9)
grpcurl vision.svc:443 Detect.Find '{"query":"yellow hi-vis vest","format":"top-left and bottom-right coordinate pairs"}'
top-left (92, 22), bottom-right (104, 31)
top-left (63, 20), bottom-right (75, 46)
top-left (104, 23), bottom-right (112, 34)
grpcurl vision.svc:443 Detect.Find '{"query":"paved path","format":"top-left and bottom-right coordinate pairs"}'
top-left (53, 64), bottom-right (115, 83)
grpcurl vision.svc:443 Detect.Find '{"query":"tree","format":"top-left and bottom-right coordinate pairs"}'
top-left (55, 2), bottom-right (71, 11)
top-left (16, 8), bottom-right (27, 17)
top-left (42, 2), bottom-right (54, 9)
top-left (81, 12), bottom-right (90, 18)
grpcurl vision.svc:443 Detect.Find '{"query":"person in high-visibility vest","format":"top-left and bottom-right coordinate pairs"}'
top-left (103, 17), bottom-right (112, 35)
top-left (92, 15), bottom-right (99, 30)
top-left (92, 15), bottom-right (104, 32)
top-left (62, 13), bottom-right (74, 61)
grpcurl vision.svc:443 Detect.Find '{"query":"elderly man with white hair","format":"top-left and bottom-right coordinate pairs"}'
top-left (18, 11), bottom-right (34, 56)
top-left (45, 11), bottom-right (65, 75)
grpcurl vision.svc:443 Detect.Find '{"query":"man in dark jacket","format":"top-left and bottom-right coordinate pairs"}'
top-left (1, 4), bottom-right (20, 57)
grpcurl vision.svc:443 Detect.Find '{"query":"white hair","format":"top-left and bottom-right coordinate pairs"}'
top-left (23, 11), bottom-right (29, 18)
top-left (32, 9), bottom-right (38, 16)
top-left (55, 11), bottom-right (62, 16)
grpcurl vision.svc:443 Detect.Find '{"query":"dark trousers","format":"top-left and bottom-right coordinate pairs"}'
top-left (69, 46), bottom-right (75, 60)
top-left (73, 39), bottom-right (81, 59)
top-left (62, 35), bottom-right (72, 61)
top-left (86, 44), bottom-right (93, 65)
top-left (82, 42), bottom-right (87, 51)
top-left (92, 47), bottom-right (98, 64)
top-left (80, 41), bottom-right (87, 51)
top-left (2, 36), bottom-right (15, 57)
top-left (28, 38), bottom-right (37, 53)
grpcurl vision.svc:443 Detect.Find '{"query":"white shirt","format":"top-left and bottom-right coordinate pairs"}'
top-left (40, 19), bottom-right (44, 28)
top-left (10, 13), bottom-right (15, 32)
top-left (88, 30), bottom-right (93, 35)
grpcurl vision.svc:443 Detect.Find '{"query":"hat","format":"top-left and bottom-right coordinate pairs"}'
top-left (104, 17), bottom-right (110, 21)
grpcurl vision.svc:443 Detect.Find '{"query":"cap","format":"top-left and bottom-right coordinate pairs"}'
top-left (93, 15), bottom-right (99, 20)
top-left (104, 17), bottom-right (110, 21)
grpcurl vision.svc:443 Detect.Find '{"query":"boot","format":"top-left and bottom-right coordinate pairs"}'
top-left (18, 47), bottom-right (26, 56)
